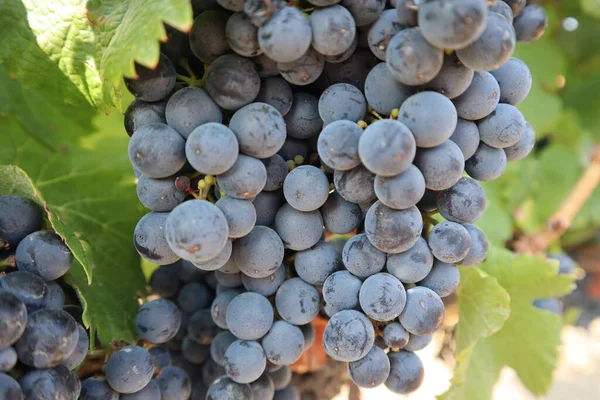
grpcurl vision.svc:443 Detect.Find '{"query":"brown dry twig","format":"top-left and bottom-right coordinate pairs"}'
top-left (514, 143), bottom-right (600, 254)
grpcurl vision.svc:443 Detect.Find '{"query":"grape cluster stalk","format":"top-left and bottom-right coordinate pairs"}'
top-left (117, 0), bottom-right (548, 398)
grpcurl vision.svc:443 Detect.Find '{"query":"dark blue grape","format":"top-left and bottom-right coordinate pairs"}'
top-left (105, 346), bottom-right (154, 394)
top-left (80, 377), bottom-right (118, 400)
top-left (419, 259), bottom-right (461, 297)
top-left (224, 340), bottom-right (267, 383)
top-left (258, 7), bottom-right (312, 63)
top-left (136, 299), bottom-right (181, 344)
top-left (206, 376), bottom-right (253, 400)
top-left (386, 237), bottom-right (434, 284)
top-left (453, 71), bottom-right (500, 121)
top-left (323, 310), bottom-right (375, 362)
top-left (277, 48), bottom-right (325, 86)
top-left (250, 374), bottom-right (275, 400)
top-left (211, 331), bottom-right (237, 366)
top-left (365, 63), bottom-right (414, 116)
top-left (261, 321), bottom-right (304, 366)
top-left (399, 286), bottom-right (445, 335)
top-left (230, 102), bottom-right (286, 159)
top-left (149, 265), bottom-right (181, 297)
top-left (504, 122), bottom-right (535, 162)
top-left (0, 347), bottom-right (17, 372)
top-left (300, 323), bottom-right (316, 350)
top-left (128, 123), bottom-right (186, 179)
top-left (16, 230), bottom-right (73, 281)
top-left (513, 5), bottom-right (548, 43)
top-left (267, 365), bottom-right (292, 390)
top-left (374, 165), bottom-right (426, 210)
top-left (283, 165), bottom-right (330, 212)
top-left (121, 379), bottom-right (161, 400)
top-left (178, 282), bottom-right (211, 313)
top-left (149, 345), bottom-right (172, 369)
top-left (341, 0), bottom-right (385, 26)
top-left (428, 221), bottom-right (471, 264)
top-left (414, 140), bottom-right (465, 191)
top-left (283, 93), bottom-right (322, 140)
top-left (226, 12), bottom-right (261, 57)
top-left (165, 87), bottom-right (223, 139)
top-left (365, 202), bottom-right (423, 254)
top-left (359, 273), bottom-right (406, 321)
top-left (334, 166), bottom-right (377, 204)
top-left (533, 298), bottom-right (562, 314)
top-left (217, 155), bottom-right (267, 200)
top-left (0, 270), bottom-right (47, 312)
top-left (478, 104), bottom-right (526, 149)
top-left (189, 11), bottom-right (231, 64)
top-left (255, 78), bottom-right (293, 117)
top-left (321, 192), bottom-right (362, 235)
top-left (465, 143), bottom-right (507, 181)
top-left (0, 290), bottom-right (27, 348)
top-left (274, 204), bottom-right (323, 252)
top-left (311, 5), bottom-right (356, 56)
top-left (19, 365), bottom-right (80, 400)
top-left (135, 212), bottom-right (180, 265)
top-left (461, 224), bottom-right (489, 266)
top-left (323, 270), bottom-right (362, 311)
top-left (342, 233), bottom-right (386, 278)
top-left (137, 175), bottom-right (186, 212)
top-left (125, 54), bottom-right (176, 102)
top-left (383, 322), bottom-right (409, 350)
top-left (367, 9), bottom-right (404, 61)
top-left (226, 292), bottom-right (274, 340)
top-left (294, 241), bottom-right (341, 286)
top-left (348, 345), bottom-right (390, 388)
top-left (15, 308), bottom-right (78, 368)
top-left (205, 54), bottom-right (261, 111)
top-left (0, 194), bottom-right (43, 248)
top-left (157, 366), bottom-right (192, 400)
top-left (234, 225), bottom-right (284, 278)
top-left (490, 57), bottom-right (532, 105)
top-left (423, 53), bottom-right (474, 100)
top-left (0, 372), bottom-right (24, 399)
top-left (404, 333), bottom-right (433, 352)
top-left (61, 325), bottom-right (88, 370)
top-left (318, 83), bottom-right (367, 125)
top-left (385, 351), bottom-right (424, 394)
top-left (275, 278), bottom-right (320, 325)
top-left (449, 119), bottom-right (480, 160)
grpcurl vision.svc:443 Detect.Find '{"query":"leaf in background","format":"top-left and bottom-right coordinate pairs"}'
top-left (0, 68), bottom-right (146, 346)
top-left (442, 248), bottom-right (575, 400)
top-left (1, 0), bottom-right (192, 111)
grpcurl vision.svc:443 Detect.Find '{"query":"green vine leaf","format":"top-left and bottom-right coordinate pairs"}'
top-left (0, 68), bottom-right (146, 345)
top-left (442, 248), bottom-right (575, 400)
top-left (1, 0), bottom-right (193, 111)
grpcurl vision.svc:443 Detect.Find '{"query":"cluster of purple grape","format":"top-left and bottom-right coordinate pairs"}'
top-left (120, 0), bottom-right (547, 398)
top-left (0, 195), bottom-right (87, 400)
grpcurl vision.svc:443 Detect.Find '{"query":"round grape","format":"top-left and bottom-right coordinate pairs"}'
top-left (386, 237), bottom-right (434, 284)
top-left (413, 140), bottom-right (465, 191)
top-left (323, 310), bottom-right (375, 362)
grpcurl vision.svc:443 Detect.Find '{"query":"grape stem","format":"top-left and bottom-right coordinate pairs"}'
top-left (0, 255), bottom-right (15, 270)
top-left (514, 143), bottom-right (600, 254)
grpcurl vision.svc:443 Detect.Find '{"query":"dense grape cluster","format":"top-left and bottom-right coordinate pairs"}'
top-left (123, 0), bottom-right (548, 397)
top-left (0, 195), bottom-right (86, 399)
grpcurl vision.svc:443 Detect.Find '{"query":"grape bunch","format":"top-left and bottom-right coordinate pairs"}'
top-left (122, 0), bottom-right (547, 397)
top-left (0, 195), bottom-right (88, 399)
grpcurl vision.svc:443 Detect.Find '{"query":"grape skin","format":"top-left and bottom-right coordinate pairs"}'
top-left (217, 154), bottom-right (267, 199)
top-left (359, 273), bottom-right (406, 321)
top-left (310, 5), bottom-right (356, 56)
top-left (0, 195), bottom-right (43, 248)
top-left (215, 270), bottom-right (243, 288)
top-left (16, 231), bottom-right (73, 281)
top-left (423, 53), bottom-right (474, 100)
top-left (404, 333), bottom-right (433, 352)
top-left (185, 123), bottom-right (239, 175)
top-left (428, 221), bottom-right (471, 264)
top-left (242, 263), bottom-right (286, 297)
top-left (386, 28), bottom-right (444, 86)
top-left (124, 54), bottom-right (176, 102)
top-left (323, 270), bottom-right (362, 311)
top-left (449, 119), bottom-right (480, 160)
top-left (224, 340), bottom-right (267, 383)
top-left (0, 373), bottom-right (24, 400)
top-left (490, 57), bottom-right (532, 105)
top-left (210, 331), bottom-right (237, 367)
top-left (136, 175), bottom-right (186, 212)
top-left (261, 154), bottom-right (288, 191)
top-left (321, 49), bottom-right (378, 92)
top-left (203, 357), bottom-right (226, 387)
top-left (189, 11), bottom-right (231, 63)
top-left (318, 121), bottom-right (362, 171)
top-left (399, 286), bottom-right (445, 336)
top-left (275, 278), bottom-right (320, 325)
top-left (157, 366), bottom-right (192, 400)
top-left (513, 5), bottom-right (548, 43)
top-left (368, 9), bottom-right (404, 61)
top-left (258, 7), bottom-right (312, 63)
top-left (268, 366), bottom-right (292, 390)
top-left (229, 102), bottom-right (286, 159)
top-left (342, 233), bottom-right (386, 278)
top-left (0, 347), bottom-right (17, 372)
top-left (274, 385), bottom-right (301, 400)
top-left (504, 122), bottom-right (535, 162)
top-left (134, 212), bottom-right (180, 265)
top-left (277, 48), bottom-right (325, 86)
top-left (255, 77), bottom-right (294, 117)
top-left (318, 83), bottom-right (367, 125)
top-left (205, 54), bottom-right (261, 111)
top-left (358, 119), bottom-right (416, 177)
top-left (274, 204), bottom-right (323, 251)
top-left (323, 310), bottom-right (375, 362)
top-left (233, 226), bottom-right (284, 278)
top-left (177, 282), bottom-right (211, 313)
top-left (418, 0), bottom-right (488, 50)
top-left (226, 13), bottom-right (262, 57)
top-left (490, 1), bottom-right (514, 22)
top-left (385, 351), bottom-right (424, 394)
top-left (437, 176), bottom-right (486, 224)
top-left (105, 346), bottom-right (154, 394)
top-left (253, 191), bottom-right (283, 226)
top-left (261, 321), bottom-right (305, 366)
top-left (121, 380), bottom-right (161, 400)
top-left (284, 93), bottom-right (322, 139)
top-left (128, 123), bottom-right (186, 179)
top-left (364, 63), bottom-right (414, 115)
top-left (210, 290), bottom-right (240, 329)
top-left (165, 200), bottom-right (229, 263)
top-left (365, 202), bottom-right (423, 254)
top-left (0, 271), bottom-right (47, 312)
top-left (453, 71), bottom-right (500, 121)
top-left (460, 224), bottom-right (489, 266)
top-left (465, 143), bottom-right (508, 182)
top-left (374, 165), bottom-right (425, 210)
top-left (395, 0), bottom-right (418, 26)
top-left (19, 366), bottom-right (80, 400)
top-left (124, 99), bottom-right (166, 137)
top-left (250, 374), bottom-right (275, 400)
top-left (165, 87), bottom-right (223, 139)
top-left (419, 259), bottom-right (461, 297)
top-left (320, 192), bottom-right (362, 234)
top-left (477, 104), bottom-right (526, 149)
top-left (215, 197), bottom-right (257, 239)
top-left (456, 12), bottom-right (516, 71)
top-left (400, 91), bottom-right (458, 148)
top-left (413, 140), bottom-right (465, 191)
top-left (386, 237), bottom-right (434, 284)
top-left (294, 241), bottom-right (341, 286)
top-left (80, 377), bottom-right (118, 400)
top-left (207, 376), bottom-right (253, 399)
top-left (226, 292), bottom-right (274, 340)
top-left (348, 346), bottom-right (390, 388)
top-left (283, 165), bottom-right (330, 212)
top-left (341, 0), bottom-right (385, 27)
top-left (253, 53), bottom-right (280, 78)
top-left (325, 37), bottom-right (358, 64)
top-left (383, 322), bottom-right (409, 350)
top-left (136, 299), bottom-right (181, 344)
top-left (503, 0), bottom-right (526, 17)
